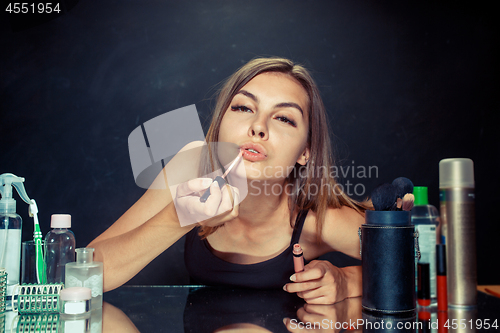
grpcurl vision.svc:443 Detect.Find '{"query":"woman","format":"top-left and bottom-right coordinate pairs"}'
top-left (89, 57), bottom-right (370, 305)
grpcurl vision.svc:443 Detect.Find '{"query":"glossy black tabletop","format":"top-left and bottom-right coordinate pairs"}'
top-left (2, 286), bottom-right (498, 332)
top-left (100, 286), bottom-right (500, 333)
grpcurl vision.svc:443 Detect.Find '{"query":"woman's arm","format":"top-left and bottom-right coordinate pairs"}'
top-left (318, 205), bottom-right (364, 260)
top-left (88, 142), bottom-right (203, 292)
top-left (88, 141), bottom-right (240, 292)
top-left (88, 191), bottom-right (195, 292)
top-left (319, 206), bottom-right (364, 299)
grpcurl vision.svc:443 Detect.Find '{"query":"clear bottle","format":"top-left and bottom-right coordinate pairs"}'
top-left (45, 214), bottom-right (76, 284)
top-left (65, 248), bottom-right (103, 310)
top-left (411, 186), bottom-right (439, 303)
top-left (0, 211), bottom-right (21, 293)
top-left (0, 174), bottom-right (29, 310)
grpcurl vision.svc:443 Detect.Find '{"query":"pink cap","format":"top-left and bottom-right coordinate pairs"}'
top-left (293, 243), bottom-right (303, 255)
top-left (51, 214), bottom-right (71, 228)
top-left (60, 287), bottom-right (91, 301)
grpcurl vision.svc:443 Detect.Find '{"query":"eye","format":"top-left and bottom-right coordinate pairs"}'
top-left (275, 116), bottom-right (297, 127)
top-left (231, 105), bottom-right (253, 113)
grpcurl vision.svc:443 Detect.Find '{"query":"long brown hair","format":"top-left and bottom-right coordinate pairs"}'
top-left (199, 57), bottom-right (371, 240)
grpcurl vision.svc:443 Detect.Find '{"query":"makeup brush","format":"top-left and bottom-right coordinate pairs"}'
top-left (392, 177), bottom-right (414, 199)
top-left (402, 193), bottom-right (414, 211)
top-left (200, 150), bottom-right (243, 203)
top-left (371, 183), bottom-right (398, 211)
top-left (392, 177), bottom-right (414, 211)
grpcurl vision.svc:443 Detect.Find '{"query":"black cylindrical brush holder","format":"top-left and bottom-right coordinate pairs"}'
top-left (360, 210), bottom-right (418, 316)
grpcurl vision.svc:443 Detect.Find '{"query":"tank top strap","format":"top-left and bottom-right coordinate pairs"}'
top-left (290, 210), bottom-right (308, 245)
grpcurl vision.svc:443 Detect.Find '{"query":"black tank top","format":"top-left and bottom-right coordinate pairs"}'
top-left (184, 210), bottom-right (309, 289)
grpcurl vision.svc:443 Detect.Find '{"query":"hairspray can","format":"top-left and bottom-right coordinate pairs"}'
top-left (439, 158), bottom-right (477, 308)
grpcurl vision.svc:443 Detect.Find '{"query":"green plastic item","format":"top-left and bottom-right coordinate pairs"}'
top-left (15, 284), bottom-right (63, 314)
top-left (17, 313), bottom-right (59, 332)
top-left (413, 186), bottom-right (429, 206)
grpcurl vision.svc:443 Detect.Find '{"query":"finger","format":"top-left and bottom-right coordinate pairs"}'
top-left (296, 306), bottom-right (328, 325)
top-left (284, 279), bottom-right (321, 294)
top-left (229, 188), bottom-right (240, 218)
top-left (199, 176), bottom-right (226, 202)
top-left (216, 185), bottom-right (234, 215)
top-left (299, 303), bottom-right (331, 317)
top-left (176, 178), bottom-right (213, 198)
top-left (291, 265), bottom-right (326, 283)
top-left (231, 186), bottom-right (240, 206)
top-left (299, 286), bottom-right (327, 300)
top-left (176, 195), bottom-right (209, 217)
top-left (303, 295), bottom-right (332, 305)
top-left (233, 187), bottom-right (240, 207)
top-left (203, 181), bottom-right (222, 216)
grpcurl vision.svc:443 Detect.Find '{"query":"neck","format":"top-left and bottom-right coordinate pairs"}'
top-left (237, 180), bottom-right (292, 227)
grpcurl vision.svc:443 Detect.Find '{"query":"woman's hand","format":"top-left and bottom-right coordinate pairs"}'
top-left (283, 260), bottom-right (349, 305)
top-left (174, 177), bottom-right (240, 227)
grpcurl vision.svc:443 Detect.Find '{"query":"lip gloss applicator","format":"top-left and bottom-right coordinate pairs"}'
top-left (200, 150), bottom-right (243, 203)
top-left (293, 243), bottom-right (304, 273)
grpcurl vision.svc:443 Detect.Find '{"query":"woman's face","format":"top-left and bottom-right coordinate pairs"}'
top-left (219, 72), bottom-right (310, 182)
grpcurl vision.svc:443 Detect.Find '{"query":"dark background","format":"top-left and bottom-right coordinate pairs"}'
top-left (1, 1), bottom-right (498, 285)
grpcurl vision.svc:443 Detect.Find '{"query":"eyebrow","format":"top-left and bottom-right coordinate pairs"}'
top-left (236, 90), bottom-right (304, 117)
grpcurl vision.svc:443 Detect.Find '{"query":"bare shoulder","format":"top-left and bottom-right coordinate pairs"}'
top-left (325, 205), bottom-right (365, 228)
top-left (301, 206), bottom-right (364, 259)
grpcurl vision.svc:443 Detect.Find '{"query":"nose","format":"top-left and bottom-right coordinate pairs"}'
top-left (248, 117), bottom-right (268, 140)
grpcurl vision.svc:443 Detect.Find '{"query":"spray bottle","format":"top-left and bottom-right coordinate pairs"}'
top-left (439, 158), bottom-right (477, 308)
top-left (0, 173), bottom-right (45, 310)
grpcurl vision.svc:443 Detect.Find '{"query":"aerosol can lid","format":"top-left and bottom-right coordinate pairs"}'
top-left (439, 158), bottom-right (475, 188)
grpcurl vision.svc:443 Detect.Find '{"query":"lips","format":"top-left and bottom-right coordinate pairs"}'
top-left (240, 142), bottom-right (267, 161)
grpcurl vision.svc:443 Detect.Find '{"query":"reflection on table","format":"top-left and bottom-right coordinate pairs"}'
top-left (1, 286), bottom-right (498, 332)
top-left (102, 286), bottom-right (500, 333)
top-left (1, 307), bottom-right (102, 333)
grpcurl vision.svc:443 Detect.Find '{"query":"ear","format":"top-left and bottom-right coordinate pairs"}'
top-left (296, 147), bottom-right (310, 166)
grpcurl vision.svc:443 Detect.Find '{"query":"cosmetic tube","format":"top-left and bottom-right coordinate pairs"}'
top-left (436, 244), bottom-right (448, 311)
top-left (293, 244), bottom-right (304, 273)
top-left (417, 263), bottom-right (431, 306)
top-left (439, 158), bottom-right (477, 308)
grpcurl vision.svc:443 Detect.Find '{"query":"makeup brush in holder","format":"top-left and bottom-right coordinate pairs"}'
top-left (370, 177), bottom-right (414, 212)
top-left (360, 178), bottom-right (420, 316)
top-left (392, 177), bottom-right (414, 211)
